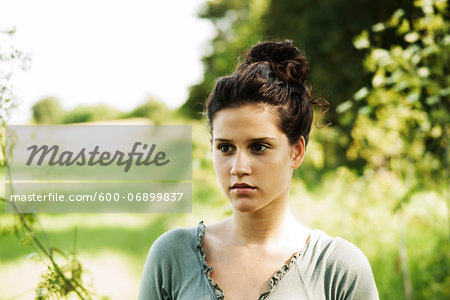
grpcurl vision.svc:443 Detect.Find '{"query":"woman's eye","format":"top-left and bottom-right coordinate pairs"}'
top-left (251, 144), bottom-right (268, 153)
top-left (218, 144), bottom-right (234, 153)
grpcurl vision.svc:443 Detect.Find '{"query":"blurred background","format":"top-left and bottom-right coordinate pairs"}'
top-left (0, 0), bottom-right (448, 299)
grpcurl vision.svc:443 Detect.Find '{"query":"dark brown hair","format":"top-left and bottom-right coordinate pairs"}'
top-left (205, 40), bottom-right (329, 146)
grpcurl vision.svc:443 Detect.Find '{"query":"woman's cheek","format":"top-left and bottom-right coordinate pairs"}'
top-left (213, 156), bottom-right (230, 185)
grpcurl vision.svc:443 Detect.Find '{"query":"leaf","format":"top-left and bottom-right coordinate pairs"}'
top-left (388, 9), bottom-right (405, 27)
top-left (371, 48), bottom-right (392, 67)
top-left (372, 70), bottom-right (385, 87)
top-left (442, 35), bottom-right (450, 46)
top-left (397, 19), bottom-right (411, 35)
top-left (426, 95), bottom-right (440, 105)
top-left (358, 106), bottom-right (371, 115)
top-left (354, 87), bottom-right (369, 101)
top-left (336, 100), bottom-right (353, 113)
top-left (353, 30), bottom-right (370, 49)
top-left (394, 81), bottom-right (410, 92)
top-left (372, 22), bottom-right (385, 32)
top-left (406, 92), bottom-right (420, 103)
top-left (404, 32), bottom-right (420, 43)
top-left (417, 67), bottom-right (430, 77)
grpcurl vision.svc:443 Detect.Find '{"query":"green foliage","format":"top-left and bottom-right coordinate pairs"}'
top-left (31, 97), bottom-right (123, 124)
top-left (32, 97), bottom-right (176, 125)
top-left (335, 2), bottom-right (450, 298)
top-left (346, 0), bottom-right (449, 191)
top-left (263, 0), bottom-right (413, 112)
top-left (181, 0), bottom-right (416, 116)
top-left (124, 98), bottom-right (173, 124)
top-left (0, 28), bottom-right (31, 125)
top-left (0, 199), bottom-right (96, 298)
top-left (305, 167), bottom-right (449, 300)
top-left (32, 97), bottom-right (65, 124)
top-left (63, 105), bottom-right (92, 124)
top-left (1, 28), bottom-right (96, 299)
top-left (180, 0), bottom-right (269, 117)
top-left (63, 103), bottom-right (121, 124)
top-left (36, 253), bottom-right (89, 299)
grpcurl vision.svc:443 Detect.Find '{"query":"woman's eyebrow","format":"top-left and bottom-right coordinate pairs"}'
top-left (213, 137), bottom-right (276, 142)
top-left (248, 137), bottom-right (276, 142)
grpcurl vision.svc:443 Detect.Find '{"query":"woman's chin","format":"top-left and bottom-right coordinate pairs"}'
top-left (229, 198), bottom-right (264, 214)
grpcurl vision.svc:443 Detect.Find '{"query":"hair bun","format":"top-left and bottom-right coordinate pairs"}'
top-left (243, 40), bottom-right (309, 86)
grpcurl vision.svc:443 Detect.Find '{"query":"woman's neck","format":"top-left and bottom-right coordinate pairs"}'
top-left (227, 202), bottom-right (302, 246)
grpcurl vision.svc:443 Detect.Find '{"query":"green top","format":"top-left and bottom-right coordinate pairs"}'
top-left (138, 221), bottom-right (379, 300)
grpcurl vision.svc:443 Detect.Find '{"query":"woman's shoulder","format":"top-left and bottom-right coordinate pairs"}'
top-left (304, 229), bottom-right (379, 299)
top-left (147, 222), bottom-right (203, 260)
top-left (139, 222), bottom-right (206, 299)
top-left (309, 230), bottom-right (372, 271)
top-left (306, 230), bottom-right (372, 273)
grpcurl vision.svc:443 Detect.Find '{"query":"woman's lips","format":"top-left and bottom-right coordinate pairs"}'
top-left (231, 183), bottom-right (256, 194)
top-left (231, 187), bottom-right (255, 194)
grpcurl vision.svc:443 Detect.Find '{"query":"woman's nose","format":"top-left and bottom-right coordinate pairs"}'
top-left (230, 150), bottom-right (251, 176)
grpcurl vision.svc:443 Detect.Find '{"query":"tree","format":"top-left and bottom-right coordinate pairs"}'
top-left (180, 0), bottom-right (269, 118)
top-left (341, 1), bottom-right (449, 298)
top-left (62, 103), bottom-right (121, 124)
top-left (181, 0), bottom-right (414, 120)
top-left (124, 97), bottom-right (173, 124)
top-left (32, 97), bottom-right (65, 124)
top-left (346, 0), bottom-right (449, 197)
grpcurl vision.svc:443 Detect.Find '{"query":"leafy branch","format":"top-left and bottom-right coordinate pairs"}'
top-left (0, 28), bottom-right (96, 299)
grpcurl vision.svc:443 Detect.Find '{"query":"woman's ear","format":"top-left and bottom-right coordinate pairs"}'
top-left (291, 136), bottom-right (305, 169)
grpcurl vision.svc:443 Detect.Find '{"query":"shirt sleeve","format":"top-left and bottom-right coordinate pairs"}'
top-left (138, 232), bottom-right (173, 300)
top-left (326, 237), bottom-right (379, 300)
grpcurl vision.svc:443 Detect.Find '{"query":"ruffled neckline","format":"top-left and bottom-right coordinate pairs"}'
top-left (196, 221), bottom-right (225, 300)
top-left (195, 220), bottom-right (309, 300)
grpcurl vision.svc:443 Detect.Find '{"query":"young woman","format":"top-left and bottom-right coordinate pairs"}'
top-left (138, 40), bottom-right (379, 300)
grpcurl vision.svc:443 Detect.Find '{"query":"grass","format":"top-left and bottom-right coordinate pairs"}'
top-left (0, 213), bottom-right (188, 299)
top-left (0, 214), bottom-right (176, 262)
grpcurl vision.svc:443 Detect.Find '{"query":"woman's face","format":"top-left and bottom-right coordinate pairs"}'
top-left (211, 104), bottom-right (305, 214)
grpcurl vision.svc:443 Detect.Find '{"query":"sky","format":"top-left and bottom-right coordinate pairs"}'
top-left (0, 0), bottom-right (215, 123)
